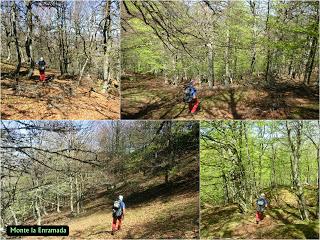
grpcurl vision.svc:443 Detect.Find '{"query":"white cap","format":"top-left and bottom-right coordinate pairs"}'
top-left (40, 57), bottom-right (43, 61)
top-left (119, 195), bottom-right (123, 201)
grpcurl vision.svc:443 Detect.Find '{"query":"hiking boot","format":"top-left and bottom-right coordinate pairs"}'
top-left (118, 226), bottom-right (121, 231)
top-left (256, 221), bottom-right (259, 224)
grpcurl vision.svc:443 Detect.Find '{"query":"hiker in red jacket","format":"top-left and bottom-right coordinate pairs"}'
top-left (36, 57), bottom-right (46, 81)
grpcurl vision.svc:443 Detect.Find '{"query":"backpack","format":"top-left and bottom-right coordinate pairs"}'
top-left (183, 85), bottom-right (194, 103)
top-left (113, 200), bottom-right (122, 217)
top-left (257, 198), bottom-right (265, 212)
top-left (39, 61), bottom-right (45, 71)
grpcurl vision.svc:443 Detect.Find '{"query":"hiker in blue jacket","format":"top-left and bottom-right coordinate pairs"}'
top-left (184, 80), bottom-right (200, 114)
top-left (111, 195), bottom-right (126, 234)
top-left (256, 193), bottom-right (268, 224)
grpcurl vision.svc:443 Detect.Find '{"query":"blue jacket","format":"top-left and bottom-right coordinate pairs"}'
top-left (120, 201), bottom-right (125, 210)
top-left (256, 197), bottom-right (268, 206)
top-left (188, 84), bottom-right (197, 98)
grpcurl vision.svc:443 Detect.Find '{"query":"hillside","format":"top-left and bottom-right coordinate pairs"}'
top-left (201, 186), bottom-right (319, 239)
top-left (1, 62), bottom-right (120, 120)
top-left (20, 152), bottom-right (199, 239)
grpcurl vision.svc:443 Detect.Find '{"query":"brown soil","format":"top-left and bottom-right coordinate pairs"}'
top-left (121, 73), bottom-right (319, 119)
top-left (1, 63), bottom-right (120, 120)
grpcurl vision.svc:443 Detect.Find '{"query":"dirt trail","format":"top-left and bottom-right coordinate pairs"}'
top-left (201, 204), bottom-right (319, 239)
top-left (1, 63), bottom-right (120, 120)
top-left (24, 191), bottom-right (198, 240)
top-left (232, 212), bottom-right (319, 239)
top-left (68, 192), bottom-right (197, 239)
top-left (121, 73), bottom-right (319, 119)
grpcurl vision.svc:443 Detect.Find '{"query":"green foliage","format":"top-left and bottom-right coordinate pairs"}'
top-left (122, 0), bottom-right (319, 83)
top-left (122, 18), bottom-right (168, 74)
top-left (200, 120), bottom-right (318, 206)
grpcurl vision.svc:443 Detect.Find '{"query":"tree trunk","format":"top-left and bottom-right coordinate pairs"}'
top-left (78, 57), bottom-right (89, 86)
top-left (244, 123), bottom-right (257, 198)
top-left (265, 0), bottom-right (272, 84)
top-left (249, 0), bottom-right (257, 75)
top-left (303, 37), bottom-right (317, 85)
top-left (173, 55), bottom-right (178, 86)
top-left (12, 1), bottom-right (21, 76)
top-left (222, 171), bottom-right (229, 204)
top-left (9, 207), bottom-right (18, 225)
top-left (102, 0), bottom-right (112, 93)
top-left (270, 144), bottom-right (277, 187)
top-left (56, 193), bottom-right (61, 213)
top-left (6, 41), bottom-right (12, 61)
top-left (70, 176), bottom-right (74, 212)
top-left (58, 3), bottom-right (68, 75)
top-left (43, 203), bottom-right (48, 216)
top-left (25, 0), bottom-right (35, 78)
top-left (35, 200), bottom-right (41, 225)
top-left (224, 28), bottom-right (231, 86)
top-left (207, 43), bottom-right (214, 88)
top-left (165, 172), bottom-right (169, 184)
top-left (76, 175), bottom-right (80, 214)
top-left (2, 1), bottom-right (13, 62)
top-left (286, 121), bottom-right (309, 220)
top-left (317, 139), bottom-right (319, 218)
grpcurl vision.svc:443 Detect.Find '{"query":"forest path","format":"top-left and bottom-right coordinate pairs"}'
top-left (201, 203), bottom-right (319, 239)
top-left (121, 73), bottom-right (318, 119)
top-left (64, 191), bottom-right (198, 239)
top-left (24, 189), bottom-right (198, 240)
top-left (1, 62), bottom-right (119, 120)
top-left (24, 164), bottom-right (199, 239)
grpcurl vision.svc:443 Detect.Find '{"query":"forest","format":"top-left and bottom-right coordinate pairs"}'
top-left (121, 0), bottom-right (319, 119)
top-left (1, 0), bottom-right (120, 120)
top-left (200, 120), bottom-right (319, 239)
top-left (0, 120), bottom-right (199, 238)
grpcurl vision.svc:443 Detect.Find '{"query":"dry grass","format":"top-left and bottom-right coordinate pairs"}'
top-left (23, 191), bottom-right (198, 240)
top-left (22, 153), bottom-right (199, 239)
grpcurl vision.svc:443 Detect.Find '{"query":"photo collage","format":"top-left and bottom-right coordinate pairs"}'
top-left (0, 0), bottom-right (319, 239)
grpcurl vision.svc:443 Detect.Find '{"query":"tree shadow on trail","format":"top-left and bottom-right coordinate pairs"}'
top-left (228, 88), bottom-right (242, 119)
top-left (251, 82), bottom-right (319, 119)
top-left (121, 94), bottom-right (182, 119)
top-left (121, 98), bottom-right (169, 119)
top-left (200, 204), bottom-right (242, 238)
top-left (201, 203), bottom-right (319, 239)
top-left (163, 101), bottom-right (187, 119)
top-left (265, 222), bottom-right (319, 239)
top-left (293, 223), bottom-right (319, 239)
top-left (201, 87), bottom-right (243, 119)
top-left (268, 208), bottom-right (291, 224)
top-left (123, 195), bottom-right (199, 239)
top-left (121, 169), bottom-right (198, 208)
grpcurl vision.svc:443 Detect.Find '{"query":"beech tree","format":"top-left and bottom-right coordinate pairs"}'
top-left (121, 0), bottom-right (319, 87)
top-left (201, 120), bottom-right (318, 218)
top-left (0, 120), bottom-right (198, 227)
top-left (1, 0), bottom-right (121, 90)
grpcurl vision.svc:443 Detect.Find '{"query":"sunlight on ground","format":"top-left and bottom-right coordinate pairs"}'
top-left (121, 75), bottom-right (318, 120)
